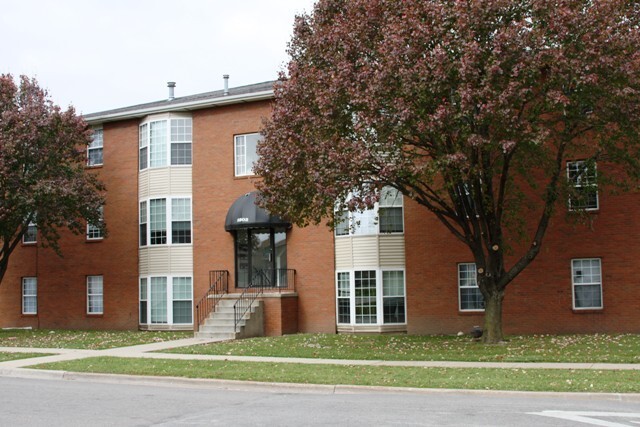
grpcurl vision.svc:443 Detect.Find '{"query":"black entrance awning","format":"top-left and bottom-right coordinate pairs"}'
top-left (224, 191), bottom-right (291, 231)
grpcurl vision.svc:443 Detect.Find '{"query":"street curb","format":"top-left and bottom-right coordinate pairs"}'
top-left (2, 368), bottom-right (640, 402)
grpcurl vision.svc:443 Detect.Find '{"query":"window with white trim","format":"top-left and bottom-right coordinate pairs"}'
top-left (139, 276), bottom-right (192, 325)
top-left (87, 275), bottom-right (103, 314)
top-left (234, 133), bottom-right (261, 176)
top-left (139, 278), bottom-right (148, 324)
top-left (379, 187), bottom-right (404, 233)
top-left (139, 201), bottom-right (147, 246)
top-left (140, 197), bottom-right (192, 246)
top-left (139, 116), bottom-right (192, 170)
top-left (335, 187), bottom-right (404, 236)
top-left (567, 160), bottom-right (598, 210)
top-left (88, 128), bottom-right (103, 166)
top-left (458, 263), bottom-right (485, 311)
top-left (22, 222), bottom-right (37, 244)
top-left (87, 206), bottom-right (104, 240)
top-left (22, 277), bottom-right (37, 315)
top-left (572, 258), bottom-right (603, 309)
top-left (336, 269), bottom-right (406, 325)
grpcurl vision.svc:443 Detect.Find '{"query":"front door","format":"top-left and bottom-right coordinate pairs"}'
top-left (235, 228), bottom-right (287, 288)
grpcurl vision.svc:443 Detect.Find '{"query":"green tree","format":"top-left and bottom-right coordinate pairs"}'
top-left (255, 0), bottom-right (640, 343)
top-left (0, 74), bottom-right (105, 284)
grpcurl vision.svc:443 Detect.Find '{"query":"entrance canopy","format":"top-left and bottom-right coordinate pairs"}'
top-left (224, 191), bottom-right (291, 231)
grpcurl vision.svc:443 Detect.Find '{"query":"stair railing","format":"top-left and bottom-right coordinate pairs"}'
top-left (233, 269), bottom-right (270, 332)
top-left (195, 270), bottom-right (229, 332)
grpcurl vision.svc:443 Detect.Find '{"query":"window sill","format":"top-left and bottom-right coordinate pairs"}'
top-left (234, 174), bottom-right (258, 180)
top-left (86, 238), bottom-right (104, 243)
top-left (21, 242), bottom-right (37, 247)
top-left (458, 310), bottom-right (485, 315)
top-left (21, 314), bottom-right (38, 317)
top-left (572, 308), bottom-right (603, 314)
top-left (86, 313), bottom-right (104, 317)
top-left (86, 164), bottom-right (103, 169)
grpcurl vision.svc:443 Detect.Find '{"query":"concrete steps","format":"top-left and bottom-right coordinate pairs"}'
top-left (195, 297), bottom-right (264, 340)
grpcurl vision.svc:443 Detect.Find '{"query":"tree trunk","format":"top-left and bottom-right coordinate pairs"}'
top-left (482, 290), bottom-right (505, 343)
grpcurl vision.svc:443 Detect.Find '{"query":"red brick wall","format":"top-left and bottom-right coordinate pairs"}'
top-left (404, 186), bottom-right (640, 335)
top-left (0, 120), bottom-right (140, 330)
top-left (192, 102), bottom-right (336, 334)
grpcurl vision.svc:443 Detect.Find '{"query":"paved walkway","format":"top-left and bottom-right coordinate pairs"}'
top-left (1, 337), bottom-right (639, 371)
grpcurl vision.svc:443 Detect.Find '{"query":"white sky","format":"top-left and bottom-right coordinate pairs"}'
top-left (0, 0), bottom-right (316, 114)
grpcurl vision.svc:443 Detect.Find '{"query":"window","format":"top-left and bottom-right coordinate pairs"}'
top-left (87, 128), bottom-right (103, 166)
top-left (139, 278), bottom-right (148, 324)
top-left (22, 222), bottom-right (37, 244)
top-left (171, 198), bottom-right (191, 244)
top-left (336, 269), bottom-right (405, 325)
top-left (139, 201), bottom-right (147, 246)
top-left (172, 277), bottom-right (192, 324)
top-left (335, 187), bottom-right (404, 236)
top-left (140, 197), bottom-right (192, 246)
top-left (383, 271), bottom-right (405, 323)
top-left (87, 206), bottom-right (104, 240)
top-left (87, 276), bottom-right (103, 314)
top-left (567, 161), bottom-right (598, 210)
top-left (150, 277), bottom-right (168, 324)
top-left (171, 119), bottom-right (192, 165)
top-left (234, 133), bottom-right (261, 176)
top-left (139, 275), bottom-right (193, 325)
top-left (149, 199), bottom-right (167, 245)
top-left (459, 263), bottom-right (485, 311)
top-left (572, 258), bottom-right (603, 309)
top-left (337, 272), bottom-right (351, 324)
top-left (139, 123), bottom-right (148, 170)
top-left (379, 187), bottom-right (404, 233)
top-left (22, 277), bottom-right (37, 315)
top-left (139, 116), bottom-right (192, 170)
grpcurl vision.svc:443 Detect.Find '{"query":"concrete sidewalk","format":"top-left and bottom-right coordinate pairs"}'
top-left (1, 337), bottom-right (639, 371)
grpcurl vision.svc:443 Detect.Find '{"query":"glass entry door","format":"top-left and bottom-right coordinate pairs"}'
top-left (235, 228), bottom-right (287, 288)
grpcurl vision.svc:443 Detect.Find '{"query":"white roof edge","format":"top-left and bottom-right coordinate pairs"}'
top-left (85, 89), bottom-right (274, 124)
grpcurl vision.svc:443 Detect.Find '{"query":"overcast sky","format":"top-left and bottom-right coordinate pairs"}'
top-left (0, 0), bottom-right (316, 114)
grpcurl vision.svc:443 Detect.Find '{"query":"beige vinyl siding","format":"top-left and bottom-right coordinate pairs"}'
top-left (335, 235), bottom-right (405, 269)
top-left (379, 235), bottom-right (405, 266)
top-left (139, 168), bottom-right (192, 199)
top-left (139, 246), bottom-right (193, 276)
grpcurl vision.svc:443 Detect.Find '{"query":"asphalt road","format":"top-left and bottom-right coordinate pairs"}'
top-left (0, 376), bottom-right (639, 426)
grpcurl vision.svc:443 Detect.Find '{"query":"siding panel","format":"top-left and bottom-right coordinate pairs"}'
top-left (379, 235), bottom-right (406, 267)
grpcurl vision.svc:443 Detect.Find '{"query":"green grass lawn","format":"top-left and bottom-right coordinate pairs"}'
top-left (0, 352), bottom-right (52, 362)
top-left (163, 333), bottom-right (640, 363)
top-left (0, 329), bottom-right (192, 350)
top-left (31, 356), bottom-right (640, 393)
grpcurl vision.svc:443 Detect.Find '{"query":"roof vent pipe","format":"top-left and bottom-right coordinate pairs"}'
top-left (167, 82), bottom-right (176, 100)
top-left (223, 74), bottom-right (229, 96)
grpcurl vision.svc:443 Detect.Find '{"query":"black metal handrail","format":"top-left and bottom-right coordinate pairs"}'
top-left (195, 270), bottom-right (228, 332)
top-left (233, 269), bottom-right (296, 332)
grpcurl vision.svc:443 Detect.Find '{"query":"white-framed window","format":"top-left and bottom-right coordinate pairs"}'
top-left (87, 206), bottom-right (104, 240)
top-left (234, 133), bottom-right (261, 176)
top-left (335, 187), bottom-right (404, 236)
top-left (139, 201), bottom-right (147, 246)
top-left (572, 258), bottom-right (603, 310)
top-left (22, 222), bottom-right (37, 244)
top-left (139, 115), bottom-right (192, 170)
top-left (458, 263), bottom-right (485, 311)
top-left (88, 128), bottom-right (103, 166)
top-left (22, 277), bottom-right (37, 315)
top-left (336, 269), bottom-right (406, 325)
top-left (87, 275), bottom-right (104, 314)
top-left (140, 197), bottom-right (192, 246)
top-left (139, 278), bottom-right (148, 324)
top-left (139, 275), bottom-right (193, 325)
top-left (567, 160), bottom-right (598, 210)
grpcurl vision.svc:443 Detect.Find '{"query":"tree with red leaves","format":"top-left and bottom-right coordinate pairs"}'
top-left (256, 0), bottom-right (640, 343)
top-left (0, 75), bottom-right (105, 284)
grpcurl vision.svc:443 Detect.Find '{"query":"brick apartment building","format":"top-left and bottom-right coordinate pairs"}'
top-left (1, 80), bottom-right (638, 336)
